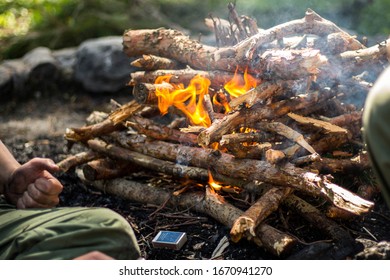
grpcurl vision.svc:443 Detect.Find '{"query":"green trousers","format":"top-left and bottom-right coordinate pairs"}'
top-left (363, 66), bottom-right (390, 208)
top-left (0, 197), bottom-right (140, 260)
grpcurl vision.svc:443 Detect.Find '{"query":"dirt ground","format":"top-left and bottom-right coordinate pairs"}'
top-left (1, 88), bottom-right (390, 260)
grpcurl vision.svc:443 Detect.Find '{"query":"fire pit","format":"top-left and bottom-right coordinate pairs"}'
top-left (58, 7), bottom-right (390, 259)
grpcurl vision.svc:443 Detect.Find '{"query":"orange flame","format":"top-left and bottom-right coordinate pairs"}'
top-left (212, 91), bottom-right (232, 113)
top-left (153, 69), bottom-right (258, 128)
top-left (208, 170), bottom-right (222, 191)
top-left (224, 68), bottom-right (258, 98)
top-left (155, 75), bottom-right (211, 127)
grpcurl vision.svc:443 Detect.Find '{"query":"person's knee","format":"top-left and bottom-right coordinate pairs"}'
top-left (81, 207), bottom-right (141, 259)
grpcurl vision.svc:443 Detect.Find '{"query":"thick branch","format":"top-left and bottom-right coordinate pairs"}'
top-left (123, 29), bottom-right (327, 78)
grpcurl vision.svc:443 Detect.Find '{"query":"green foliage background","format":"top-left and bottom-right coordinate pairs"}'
top-left (0, 0), bottom-right (389, 59)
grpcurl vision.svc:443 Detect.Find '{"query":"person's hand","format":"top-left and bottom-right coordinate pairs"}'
top-left (4, 158), bottom-right (63, 209)
top-left (73, 251), bottom-right (114, 260)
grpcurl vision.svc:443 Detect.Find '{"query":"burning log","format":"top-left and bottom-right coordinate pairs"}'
top-left (130, 69), bottom-right (240, 89)
top-left (117, 133), bottom-right (373, 215)
top-left (132, 82), bottom-right (173, 105)
top-left (227, 81), bottom-right (284, 110)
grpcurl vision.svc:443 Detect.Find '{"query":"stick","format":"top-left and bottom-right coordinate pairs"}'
top-left (65, 100), bottom-right (143, 143)
top-left (131, 54), bottom-right (181, 70)
top-left (125, 116), bottom-right (198, 145)
top-left (230, 187), bottom-right (293, 242)
top-left (57, 150), bottom-right (100, 172)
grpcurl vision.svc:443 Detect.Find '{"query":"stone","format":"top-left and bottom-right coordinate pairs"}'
top-left (74, 36), bottom-right (136, 93)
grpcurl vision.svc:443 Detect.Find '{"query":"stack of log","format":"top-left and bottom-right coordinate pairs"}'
top-left (59, 7), bottom-right (390, 258)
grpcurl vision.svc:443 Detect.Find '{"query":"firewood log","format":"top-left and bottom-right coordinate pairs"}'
top-left (65, 100), bottom-right (143, 143)
top-left (308, 153), bottom-right (371, 174)
top-left (82, 158), bottom-right (139, 181)
top-left (125, 115), bottom-right (198, 145)
top-left (236, 8), bottom-right (364, 61)
top-left (284, 194), bottom-right (355, 244)
top-left (132, 82), bottom-right (173, 105)
top-left (284, 194), bottom-right (357, 259)
top-left (118, 134), bottom-right (373, 215)
top-left (230, 186), bottom-right (293, 242)
top-left (256, 121), bottom-right (316, 154)
top-left (57, 150), bottom-right (100, 172)
top-left (130, 69), bottom-right (249, 90)
top-left (123, 29), bottom-right (327, 79)
top-left (339, 40), bottom-right (390, 65)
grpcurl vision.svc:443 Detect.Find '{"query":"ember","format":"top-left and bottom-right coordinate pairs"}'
top-left (59, 6), bottom-right (389, 259)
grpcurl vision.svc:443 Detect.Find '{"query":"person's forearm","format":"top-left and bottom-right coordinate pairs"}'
top-left (0, 140), bottom-right (21, 194)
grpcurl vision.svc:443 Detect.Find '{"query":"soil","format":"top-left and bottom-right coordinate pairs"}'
top-left (1, 88), bottom-right (390, 260)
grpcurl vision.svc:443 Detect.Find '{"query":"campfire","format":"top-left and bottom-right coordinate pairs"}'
top-left (58, 6), bottom-right (390, 258)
